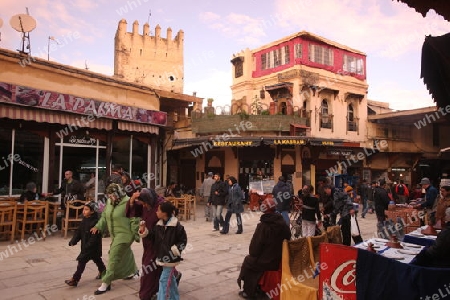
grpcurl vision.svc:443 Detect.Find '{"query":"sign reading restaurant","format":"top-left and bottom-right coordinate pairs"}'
top-left (213, 141), bottom-right (254, 147)
top-left (0, 82), bottom-right (167, 126)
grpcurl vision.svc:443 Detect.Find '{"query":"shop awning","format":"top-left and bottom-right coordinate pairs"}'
top-left (421, 32), bottom-right (450, 108)
top-left (0, 104), bottom-right (112, 130)
top-left (171, 136), bottom-right (359, 148)
top-left (118, 121), bottom-right (159, 134)
top-left (394, 0), bottom-right (450, 22)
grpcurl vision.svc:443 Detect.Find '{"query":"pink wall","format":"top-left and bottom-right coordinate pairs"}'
top-left (252, 37), bottom-right (366, 81)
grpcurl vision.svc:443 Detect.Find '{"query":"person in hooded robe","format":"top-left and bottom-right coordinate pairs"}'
top-left (91, 183), bottom-right (140, 295)
top-left (236, 196), bottom-right (291, 299)
top-left (126, 188), bottom-right (164, 300)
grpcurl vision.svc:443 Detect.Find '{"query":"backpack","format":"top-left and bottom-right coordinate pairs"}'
top-left (396, 184), bottom-right (405, 196)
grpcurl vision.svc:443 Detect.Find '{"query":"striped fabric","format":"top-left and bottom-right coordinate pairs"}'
top-left (118, 121), bottom-right (159, 134)
top-left (0, 104), bottom-right (112, 130)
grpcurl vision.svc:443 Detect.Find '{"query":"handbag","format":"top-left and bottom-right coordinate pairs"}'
top-left (350, 215), bottom-right (360, 236)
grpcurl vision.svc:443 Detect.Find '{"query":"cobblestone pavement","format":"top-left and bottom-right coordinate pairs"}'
top-left (0, 203), bottom-right (377, 300)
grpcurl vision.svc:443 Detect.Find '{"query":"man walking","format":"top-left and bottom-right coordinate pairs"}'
top-left (200, 172), bottom-right (215, 221)
top-left (362, 181), bottom-right (376, 218)
top-left (374, 179), bottom-right (390, 233)
top-left (272, 176), bottom-right (292, 226)
top-left (208, 174), bottom-right (228, 231)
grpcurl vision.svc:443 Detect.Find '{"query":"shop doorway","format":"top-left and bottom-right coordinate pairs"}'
top-left (55, 138), bottom-right (107, 201)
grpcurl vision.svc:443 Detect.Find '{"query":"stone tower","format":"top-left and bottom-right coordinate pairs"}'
top-left (114, 19), bottom-right (184, 93)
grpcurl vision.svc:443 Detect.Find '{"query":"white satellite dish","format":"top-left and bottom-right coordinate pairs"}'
top-left (9, 11), bottom-right (37, 55)
top-left (10, 14), bottom-right (36, 33)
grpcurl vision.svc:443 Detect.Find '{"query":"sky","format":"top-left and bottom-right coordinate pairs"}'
top-left (0, 0), bottom-right (449, 111)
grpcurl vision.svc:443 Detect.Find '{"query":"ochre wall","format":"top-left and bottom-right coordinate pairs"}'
top-left (0, 51), bottom-right (160, 110)
top-left (114, 20), bottom-right (184, 93)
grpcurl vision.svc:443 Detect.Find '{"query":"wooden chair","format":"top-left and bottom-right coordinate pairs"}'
top-left (48, 202), bottom-right (64, 228)
top-left (280, 238), bottom-right (319, 299)
top-left (177, 195), bottom-right (196, 221)
top-left (16, 200), bottom-right (49, 241)
top-left (61, 200), bottom-right (86, 238)
top-left (0, 201), bottom-right (17, 243)
top-left (326, 225), bottom-right (342, 244)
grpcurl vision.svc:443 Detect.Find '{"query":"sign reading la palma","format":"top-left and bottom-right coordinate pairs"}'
top-left (0, 82), bottom-right (167, 126)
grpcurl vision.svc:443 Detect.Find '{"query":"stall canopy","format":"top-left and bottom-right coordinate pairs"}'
top-left (394, 0), bottom-right (450, 21)
top-left (421, 33), bottom-right (450, 108)
top-left (393, 1), bottom-right (450, 108)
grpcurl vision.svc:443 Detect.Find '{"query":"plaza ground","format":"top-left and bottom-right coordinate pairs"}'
top-left (0, 203), bottom-right (377, 300)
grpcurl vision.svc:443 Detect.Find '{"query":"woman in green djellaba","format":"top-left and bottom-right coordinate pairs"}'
top-left (91, 183), bottom-right (140, 295)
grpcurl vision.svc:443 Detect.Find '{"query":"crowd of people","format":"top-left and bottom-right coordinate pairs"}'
top-left (13, 167), bottom-right (450, 299)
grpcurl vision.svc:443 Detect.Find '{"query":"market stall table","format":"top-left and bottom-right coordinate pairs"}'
top-left (402, 226), bottom-right (438, 247)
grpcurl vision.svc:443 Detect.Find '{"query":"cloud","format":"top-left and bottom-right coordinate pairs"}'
top-left (70, 60), bottom-right (114, 76)
top-left (274, 0), bottom-right (450, 58)
top-left (184, 69), bottom-right (232, 108)
top-left (199, 11), bottom-right (220, 22)
top-left (370, 81), bottom-right (435, 111)
top-left (199, 11), bottom-right (266, 46)
top-left (69, 0), bottom-right (99, 12)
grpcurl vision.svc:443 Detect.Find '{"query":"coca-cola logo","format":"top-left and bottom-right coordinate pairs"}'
top-left (330, 260), bottom-right (356, 294)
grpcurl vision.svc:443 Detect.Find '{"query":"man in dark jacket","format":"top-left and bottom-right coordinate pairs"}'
top-left (272, 176), bottom-right (292, 226)
top-left (374, 180), bottom-right (390, 223)
top-left (237, 196), bottom-right (291, 299)
top-left (208, 174), bottom-right (228, 231)
top-left (53, 170), bottom-right (85, 210)
top-left (414, 177), bottom-right (439, 224)
top-left (322, 185), bottom-right (336, 228)
top-left (334, 188), bottom-right (361, 246)
top-left (412, 207), bottom-right (450, 268)
top-left (362, 181), bottom-right (376, 218)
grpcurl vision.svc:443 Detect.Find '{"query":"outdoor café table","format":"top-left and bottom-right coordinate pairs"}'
top-left (402, 226), bottom-right (438, 247)
top-left (354, 238), bottom-right (424, 264)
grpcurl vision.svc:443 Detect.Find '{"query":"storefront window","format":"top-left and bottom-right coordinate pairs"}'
top-left (112, 136), bottom-right (131, 173)
top-left (0, 129), bottom-right (44, 196)
top-left (0, 128), bottom-right (13, 195)
top-left (12, 130), bottom-right (44, 193)
top-left (55, 133), bottom-right (107, 200)
top-left (131, 137), bottom-right (148, 186)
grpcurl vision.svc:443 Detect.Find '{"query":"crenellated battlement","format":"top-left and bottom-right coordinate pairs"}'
top-left (116, 19), bottom-right (184, 48)
top-left (114, 19), bottom-right (184, 93)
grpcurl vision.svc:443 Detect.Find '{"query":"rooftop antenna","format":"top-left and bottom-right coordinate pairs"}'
top-left (147, 9), bottom-right (152, 35)
top-left (9, 7), bottom-right (36, 55)
top-left (0, 18), bottom-right (3, 41)
top-left (85, 60), bottom-right (89, 70)
top-left (147, 9), bottom-right (151, 24)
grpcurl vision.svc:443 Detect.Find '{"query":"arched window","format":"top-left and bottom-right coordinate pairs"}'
top-left (320, 99), bottom-right (331, 129)
top-left (321, 99), bottom-right (328, 116)
top-left (348, 104), bottom-right (354, 122)
top-left (347, 104), bottom-right (357, 131)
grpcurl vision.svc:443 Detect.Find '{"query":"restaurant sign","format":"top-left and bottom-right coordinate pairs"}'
top-left (328, 150), bottom-right (353, 156)
top-left (213, 141), bottom-right (254, 147)
top-left (273, 139), bottom-right (306, 145)
top-left (0, 82), bottom-right (167, 126)
top-left (68, 135), bottom-right (97, 145)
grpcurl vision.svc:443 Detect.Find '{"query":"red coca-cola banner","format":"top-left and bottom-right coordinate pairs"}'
top-left (0, 82), bottom-right (167, 126)
top-left (319, 243), bottom-right (357, 300)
